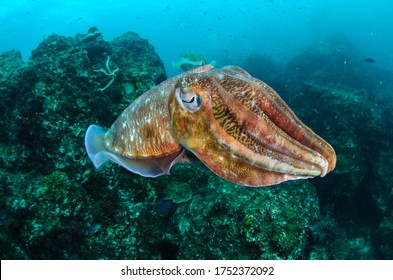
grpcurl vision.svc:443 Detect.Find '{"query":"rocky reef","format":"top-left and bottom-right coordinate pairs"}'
top-left (256, 33), bottom-right (393, 259)
top-left (0, 27), bottom-right (168, 259)
top-left (0, 30), bottom-right (392, 259)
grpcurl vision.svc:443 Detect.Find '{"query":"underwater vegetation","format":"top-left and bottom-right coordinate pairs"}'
top-left (0, 29), bottom-right (392, 259)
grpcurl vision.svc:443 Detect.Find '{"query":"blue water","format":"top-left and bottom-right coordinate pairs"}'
top-left (1, 0), bottom-right (392, 77)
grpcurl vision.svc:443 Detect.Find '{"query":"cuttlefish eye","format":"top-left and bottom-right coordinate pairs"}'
top-left (176, 88), bottom-right (202, 112)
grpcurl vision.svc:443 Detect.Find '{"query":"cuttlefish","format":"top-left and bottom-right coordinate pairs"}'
top-left (85, 65), bottom-right (336, 186)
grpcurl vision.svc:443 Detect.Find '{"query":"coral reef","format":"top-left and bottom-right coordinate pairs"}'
top-left (280, 34), bottom-right (393, 259)
top-left (284, 33), bottom-right (369, 90)
top-left (233, 33), bottom-right (393, 259)
top-left (169, 178), bottom-right (320, 259)
top-left (0, 28), bottom-right (166, 259)
top-left (162, 182), bottom-right (193, 204)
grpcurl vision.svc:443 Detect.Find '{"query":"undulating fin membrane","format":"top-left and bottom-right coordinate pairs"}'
top-left (84, 125), bottom-right (185, 177)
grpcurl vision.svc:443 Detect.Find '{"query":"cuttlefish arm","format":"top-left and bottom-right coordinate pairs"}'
top-left (84, 65), bottom-right (213, 177)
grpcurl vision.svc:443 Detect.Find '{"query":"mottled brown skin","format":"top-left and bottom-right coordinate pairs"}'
top-left (104, 65), bottom-right (214, 159)
top-left (98, 65), bottom-right (214, 176)
top-left (169, 66), bottom-right (336, 186)
top-left (104, 74), bottom-right (181, 158)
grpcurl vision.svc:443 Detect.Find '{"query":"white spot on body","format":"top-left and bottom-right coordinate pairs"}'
top-left (216, 73), bottom-right (225, 80)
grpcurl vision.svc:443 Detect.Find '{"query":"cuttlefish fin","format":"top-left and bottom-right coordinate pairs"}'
top-left (84, 125), bottom-right (185, 177)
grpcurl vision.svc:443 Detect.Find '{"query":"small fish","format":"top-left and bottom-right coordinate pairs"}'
top-left (364, 58), bottom-right (375, 63)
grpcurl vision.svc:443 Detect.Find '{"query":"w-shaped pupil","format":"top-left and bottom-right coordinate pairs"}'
top-left (182, 96), bottom-right (195, 103)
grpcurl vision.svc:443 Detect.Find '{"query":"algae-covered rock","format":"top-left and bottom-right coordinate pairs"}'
top-left (169, 178), bottom-right (321, 259)
top-left (284, 34), bottom-right (369, 90)
top-left (239, 53), bottom-right (281, 85)
top-left (0, 28), bottom-right (166, 260)
top-left (289, 83), bottom-right (381, 198)
top-left (0, 50), bottom-right (25, 141)
top-left (162, 182), bottom-right (192, 203)
top-left (281, 59), bottom-right (389, 259)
